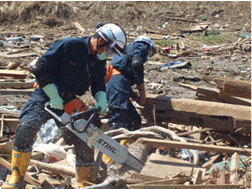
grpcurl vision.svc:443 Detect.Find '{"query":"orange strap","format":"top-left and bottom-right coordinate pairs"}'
top-left (104, 65), bottom-right (121, 84)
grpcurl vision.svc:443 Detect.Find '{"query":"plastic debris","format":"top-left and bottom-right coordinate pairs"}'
top-left (33, 118), bottom-right (62, 148)
top-left (33, 143), bottom-right (67, 163)
top-left (5, 37), bottom-right (23, 42)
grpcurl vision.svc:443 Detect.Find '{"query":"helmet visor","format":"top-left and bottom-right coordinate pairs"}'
top-left (108, 41), bottom-right (124, 55)
top-left (148, 47), bottom-right (155, 57)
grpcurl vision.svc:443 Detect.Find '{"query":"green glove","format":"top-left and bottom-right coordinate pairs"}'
top-left (95, 91), bottom-right (107, 114)
top-left (42, 84), bottom-right (64, 110)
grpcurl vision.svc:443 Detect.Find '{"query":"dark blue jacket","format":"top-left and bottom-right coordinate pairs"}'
top-left (110, 42), bottom-right (148, 85)
top-left (33, 37), bottom-right (106, 97)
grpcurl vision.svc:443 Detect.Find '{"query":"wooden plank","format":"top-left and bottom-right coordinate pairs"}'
top-left (177, 128), bottom-right (214, 137)
top-left (140, 94), bottom-right (251, 132)
top-left (140, 153), bottom-right (204, 178)
top-left (139, 138), bottom-right (251, 156)
top-left (213, 78), bottom-right (251, 99)
top-left (131, 173), bottom-right (165, 181)
top-left (130, 184), bottom-right (242, 189)
top-left (179, 83), bottom-right (251, 106)
top-left (0, 88), bottom-right (34, 95)
top-left (129, 177), bottom-right (191, 187)
top-left (0, 118), bottom-right (20, 133)
top-left (0, 82), bottom-right (34, 89)
top-left (0, 70), bottom-right (29, 78)
top-left (0, 52), bottom-right (38, 58)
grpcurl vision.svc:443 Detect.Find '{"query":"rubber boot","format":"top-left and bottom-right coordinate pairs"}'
top-left (76, 166), bottom-right (95, 188)
top-left (1, 150), bottom-right (31, 189)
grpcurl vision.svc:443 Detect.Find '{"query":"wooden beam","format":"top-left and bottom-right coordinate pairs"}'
top-left (0, 70), bottom-right (29, 78)
top-left (140, 94), bottom-right (251, 132)
top-left (139, 138), bottom-right (251, 156)
top-left (0, 82), bottom-right (34, 89)
top-left (0, 88), bottom-right (34, 95)
top-left (214, 78), bottom-right (251, 99)
top-left (177, 128), bottom-right (214, 137)
top-left (179, 83), bottom-right (251, 106)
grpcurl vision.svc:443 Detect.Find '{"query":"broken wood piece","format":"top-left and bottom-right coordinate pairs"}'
top-left (129, 177), bottom-right (191, 187)
top-left (0, 51), bottom-right (38, 58)
top-left (7, 62), bottom-right (21, 70)
top-left (129, 185), bottom-right (242, 189)
top-left (213, 78), bottom-right (251, 99)
top-left (193, 170), bottom-right (202, 184)
top-left (179, 83), bottom-right (251, 106)
top-left (230, 152), bottom-right (240, 184)
top-left (0, 88), bottom-right (34, 95)
top-left (202, 154), bottom-right (221, 171)
top-left (41, 179), bottom-right (57, 189)
top-left (140, 153), bottom-right (204, 178)
top-left (0, 70), bottom-right (29, 79)
top-left (0, 117), bottom-right (20, 133)
top-left (140, 94), bottom-right (251, 132)
top-left (0, 82), bottom-right (34, 89)
top-left (0, 157), bottom-right (41, 187)
top-left (29, 159), bottom-right (75, 177)
top-left (131, 173), bottom-right (165, 182)
top-left (139, 138), bottom-right (251, 156)
top-left (177, 128), bottom-right (214, 137)
top-left (74, 21), bottom-right (85, 32)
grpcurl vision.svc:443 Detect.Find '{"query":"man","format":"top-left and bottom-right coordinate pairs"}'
top-left (102, 35), bottom-right (154, 164)
top-left (2, 23), bottom-right (127, 189)
top-left (105, 35), bottom-right (155, 132)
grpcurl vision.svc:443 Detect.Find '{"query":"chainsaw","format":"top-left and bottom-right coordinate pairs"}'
top-left (44, 98), bottom-right (143, 172)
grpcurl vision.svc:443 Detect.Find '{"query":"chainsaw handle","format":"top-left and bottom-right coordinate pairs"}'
top-left (45, 102), bottom-right (65, 123)
top-left (77, 106), bottom-right (101, 133)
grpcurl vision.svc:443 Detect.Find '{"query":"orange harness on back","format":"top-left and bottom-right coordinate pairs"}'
top-left (104, 65), bottom-right (122, 84)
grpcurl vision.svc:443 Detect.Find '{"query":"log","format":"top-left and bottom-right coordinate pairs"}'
top-left (140, 94), bottom-right (251, 132)
top-left (139, 138), bottom-right (251, 156)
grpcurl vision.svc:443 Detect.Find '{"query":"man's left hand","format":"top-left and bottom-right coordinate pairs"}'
top-left (95, 91), bottom-right (107, 114)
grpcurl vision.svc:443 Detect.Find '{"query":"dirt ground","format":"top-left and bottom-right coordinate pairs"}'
top-left (0, 1), bottom-right (251, 109)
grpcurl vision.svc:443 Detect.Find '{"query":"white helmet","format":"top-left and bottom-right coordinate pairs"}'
top-left (134, 35), bottom-right (155, 57)
top-left (96, 23), bottom-right (127, 55)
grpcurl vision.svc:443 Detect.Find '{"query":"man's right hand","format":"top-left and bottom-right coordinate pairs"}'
top-left (49, 96), bottom-right (64, 110)
top-left (42, 83), bottom-right (64, 110)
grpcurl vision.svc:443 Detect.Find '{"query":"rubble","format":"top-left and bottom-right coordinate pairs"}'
top-left (0, 1), bottom-right (251, 189)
